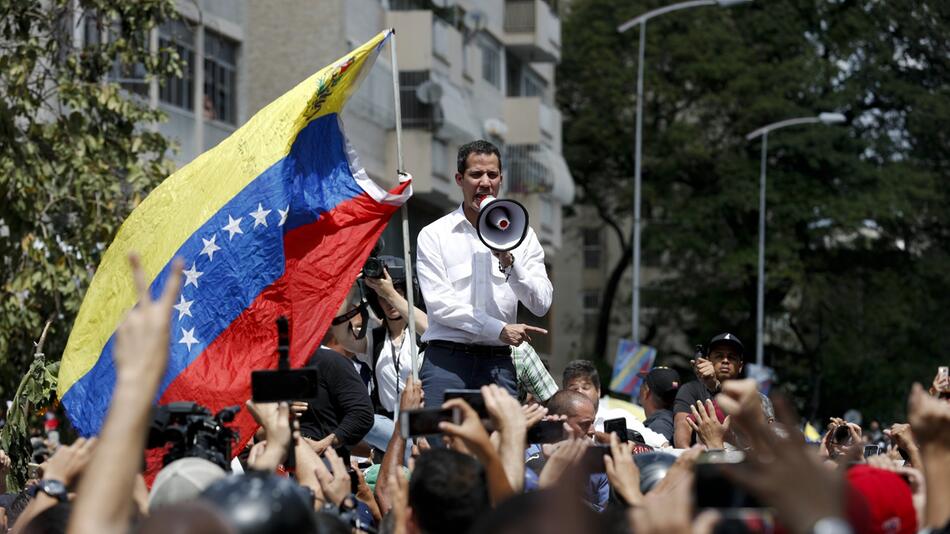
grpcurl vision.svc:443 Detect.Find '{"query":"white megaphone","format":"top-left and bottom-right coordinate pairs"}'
top-left (476, 195), bottom-right (529, 252)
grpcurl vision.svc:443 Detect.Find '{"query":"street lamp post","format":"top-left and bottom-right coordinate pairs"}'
top-left (746, 112), bottom-right (847, 367)
top-left (617, 0), bottom-right (751, 346)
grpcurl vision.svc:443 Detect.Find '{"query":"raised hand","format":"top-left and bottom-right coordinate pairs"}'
top-left (522, 403), bottom-right (548, 428)
top-left (604, 432), bottom-right (643, 506)
top-left (400, 377), bottom-right (424, 412)
top-left (687, 399), bottom-right (731, 449)
top-left (41, 437), bottom-right (97, 487)
top-left (313, 447), bottom-right (351, 507)
top-left (907, 383), bottom-right (950, 448)
top-left (690, 357), bottom-right (718, 390)
top-left (717, 391), bottom-right (846, 534)
top-left (244, 401), bottom-right (292, 471)
top-left (114, 254), bottom-right (183, 389)
top-left (439, 399), bottom-right (492, 456)
top-left (538, 438), bottom-right (588, 488)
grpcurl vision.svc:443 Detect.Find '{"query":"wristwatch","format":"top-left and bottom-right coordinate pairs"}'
top-left (35, 479), bottom-right (68, 502)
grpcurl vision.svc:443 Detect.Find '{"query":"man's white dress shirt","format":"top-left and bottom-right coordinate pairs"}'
top-left (416, 205), bottom-right (552, 346)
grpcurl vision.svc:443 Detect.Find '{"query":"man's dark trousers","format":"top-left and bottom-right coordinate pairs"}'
top-left (420, 341), bottom-right (517, 409)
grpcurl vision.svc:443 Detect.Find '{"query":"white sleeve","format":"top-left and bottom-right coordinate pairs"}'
top-left (507, 229), bottom-right (553, 316)
top-left (416, 226), bottom-right (506, 340)
top-left (628, 417), bottom-right (670, 448)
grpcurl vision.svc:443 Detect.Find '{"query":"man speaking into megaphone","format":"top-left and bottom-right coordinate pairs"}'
top-left (416, 140), bottom-right (553, 408)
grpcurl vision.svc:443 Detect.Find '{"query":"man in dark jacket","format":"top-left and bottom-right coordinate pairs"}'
top-left (298, 295), bottom-right (374, 456)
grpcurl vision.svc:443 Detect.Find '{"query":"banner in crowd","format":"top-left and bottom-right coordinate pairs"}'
top-left (609, 339), bottom-right (657, 397)
top-left (58, 30), bottom-right (408, 442)
top-left (746, 363), bottom-right (776, 395)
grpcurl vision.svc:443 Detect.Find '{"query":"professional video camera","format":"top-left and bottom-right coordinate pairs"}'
top-left (147, 401), bottom-right (240, 470)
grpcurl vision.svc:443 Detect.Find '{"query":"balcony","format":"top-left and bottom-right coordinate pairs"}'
top-left (503, 96), bottom-right (560, 147)
top-left (503, 0), bottom-right (561, 63)
top-left (505, 142), bottom-right (575, 202)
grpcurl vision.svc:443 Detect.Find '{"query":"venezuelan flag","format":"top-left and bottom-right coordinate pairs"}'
top-left (58, 30), bottom-right (407, 442)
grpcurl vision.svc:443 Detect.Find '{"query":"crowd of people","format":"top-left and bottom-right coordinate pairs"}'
top-left (1, 140), bottom-right (948, 534)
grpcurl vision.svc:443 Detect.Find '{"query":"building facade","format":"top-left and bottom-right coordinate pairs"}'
top-left (128, 0), bottom-right (575, 366)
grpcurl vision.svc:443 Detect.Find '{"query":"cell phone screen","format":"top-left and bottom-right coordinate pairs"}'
top-left (526, 420), bottom-right (567, 444)
top-left (400, 407), bottom-right (460, 439)
top-left (604, 417), bottom-right (628, 442)
top-left (863, 444), bottom-right (882, 458)
top-left (444, 389), bottom-right (489, 418)
top-left (581, 444), bottom-right (611, 473)
top-left (251, 368), bottom-right (319, 402)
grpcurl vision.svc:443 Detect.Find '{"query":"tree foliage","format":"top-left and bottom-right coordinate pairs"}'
top-left (0, 0), bottom-right (181, 478)
top-left (558, 0), bottom-right (950, 419)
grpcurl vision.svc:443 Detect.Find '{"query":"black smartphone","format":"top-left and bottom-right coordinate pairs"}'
top-left (251, 316), bottom-right (319, 402)
top-left (526, 420), bottom-right (567, 444)
top-left (348, 467), bottom-right (359, 494)
top-left (695, 461), bottom-right (762, 509)
top-left (251, 368), bottom-right (319, 402)
top-left (581, 444), bottom-right (611, 473)
top-left (444, 389), bottom-right (489, 418)
top-left (604, 417), bottom-right (628, 443)
top-left (400, 407), bottom-right (461, 439)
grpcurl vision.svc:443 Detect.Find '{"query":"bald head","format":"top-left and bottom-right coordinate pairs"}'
top-left (547, 390), bottom-right (594, 417)
top-left (546, 390), bottom-right (596, 438)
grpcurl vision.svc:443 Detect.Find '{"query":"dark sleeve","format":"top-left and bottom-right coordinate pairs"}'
top-left (324, 352), bottom-right (374, 445)
top-left (646, 413), bottom-right (675, 443)
top-left (673, 383), bottom-right (696, 414)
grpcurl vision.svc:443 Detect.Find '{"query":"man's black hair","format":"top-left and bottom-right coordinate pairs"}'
top-left (546, 389), bottom-right (593, 417)
top-left (409, 448), bottom-right (490, 534)
top-left (457, 140), bottom-right (502, 174)
top-left (562, 360), bottom-right (600, 391)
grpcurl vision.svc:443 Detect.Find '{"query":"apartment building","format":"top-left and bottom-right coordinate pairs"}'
top-left (135, 0), bottom-right (574, 364)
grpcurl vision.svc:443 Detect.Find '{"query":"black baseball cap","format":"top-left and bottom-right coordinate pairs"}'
top-left (708, 333), bottom-right (745, 359)
top-left (638, 367), bottom-right (680, 405)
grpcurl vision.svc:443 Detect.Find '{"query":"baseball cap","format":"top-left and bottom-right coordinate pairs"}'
top-left (638, 367), bottom-right (680, 405)
top-left (846, 465), bottom-right (917, 534)
top-left (708, 333), bottom-right (745, 359)
top-left (148, 457), bottom-right (226, 512)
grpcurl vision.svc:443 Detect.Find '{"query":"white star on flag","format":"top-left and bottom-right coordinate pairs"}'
top-left (173, 295), bottom-right (193, 320)
top-left (179, 327), bottom-right (199, 352)
top-left (201, 234), bottom-right (221, 261)
top-left (250, 203), bottom-right (271, 228)
top-left (183, 263), bottom-right (203, 288)
top-left (278, 206), bottom-right (289, 226)
top-left (222, 215), bottom-right (243, 240)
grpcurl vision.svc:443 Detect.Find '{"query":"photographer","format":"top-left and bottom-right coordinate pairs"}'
top-left (331, 256), bottom-right (428, 453)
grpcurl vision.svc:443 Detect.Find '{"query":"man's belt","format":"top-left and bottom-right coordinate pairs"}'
top-left (428, 340), bottom-right (512, 357)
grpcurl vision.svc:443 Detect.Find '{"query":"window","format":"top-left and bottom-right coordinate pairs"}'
top-left (159, 20), bottom-right (195, 111)
top-left (83, 11), bottom-right (148, 97)
top-left (203, 30), bottom-right (238, 124)
top-left (582, 290), bottom-right (601, 333)
top-left (522, 68), bottom-right (547, 99)
top-left (432, 138), bottom-right (450, 180)
top-left (479, 37), bottom-right (501, 88)
top-left (582, 228), bottom-right (602, 269)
